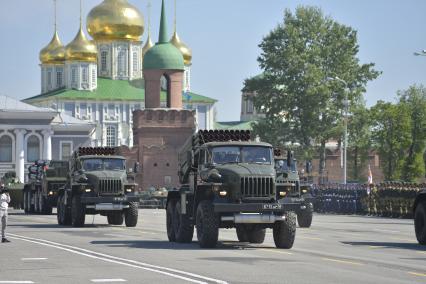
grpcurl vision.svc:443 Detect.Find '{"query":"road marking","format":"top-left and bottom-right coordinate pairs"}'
top-left (416, 251), bottom-right (426, 254)
top-left (408, 272), bottom-right (426, 277)
top-left (21, 258), bottom-right (48, 261)
top-left (373, 229), bottom-right (400, 233)
top-left (298, 236), bottom-right (323, 241)
top-left (91, 279), bottom-right (127, 283)
top-left (322, 258), bottom-right (363, 266)
top-left (259, 248), bottom-right (293, 255)
top-left (368, 246), bottom-right (385, 249)
top-left (0, 282), bottom-right (34, 284)
top-left (9, 234), bottom-right (228, 284)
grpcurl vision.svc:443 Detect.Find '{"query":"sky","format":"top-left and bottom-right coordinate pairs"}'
top-left (1, 0), bottom-right (426, 122)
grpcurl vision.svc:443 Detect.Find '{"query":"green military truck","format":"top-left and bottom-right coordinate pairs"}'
top-left (1, 171), bottom-right (24, 209)
top-left (23, 160), bottom-right (68, 214)
top-left (274, 149), bottom-right (314, 228)
top-left (414, 188), bottom-right (426, 244)
top-left (57, 147), bottom-right (140, 227)
top-left (166, 130), bottom-right (301, 249)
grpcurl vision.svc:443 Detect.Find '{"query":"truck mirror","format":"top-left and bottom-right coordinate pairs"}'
top-left (133, 162), bottom-right (140, 174)
top-left (286, 151), bottom-right (293, 167)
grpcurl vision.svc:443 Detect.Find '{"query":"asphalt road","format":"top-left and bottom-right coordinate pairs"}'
top-left (1, 209), bottom-right (425, 284)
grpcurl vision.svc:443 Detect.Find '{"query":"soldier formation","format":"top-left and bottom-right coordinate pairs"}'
top-left (312, 182), bottom-right (426, 218)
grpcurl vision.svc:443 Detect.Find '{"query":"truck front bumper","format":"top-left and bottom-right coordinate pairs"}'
top-left (214, 198), bottom-right (302, 214)
top-left (81, 195), bottom-right (140, 205)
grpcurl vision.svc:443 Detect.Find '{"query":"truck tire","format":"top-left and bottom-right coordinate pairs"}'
top-left (297, 203), bottom-right (313, 228)
top-left (107, 213), bottom-right (124, 225)
top-left (247, 228), bottom-right (266, 244)
top-left (125, 202), bottom-right (138, 227)
top-left (415, 200), bottom-right (426, 245)
top-left (174, 199), bottom-right (194, 243)
top-left (71, 195), bottom-right (85, 227)
top-left (196, 200), bottom-right (219, 248)
top-left (38, 193), bottom-right (45, 214)
top-left (57, 194), bottom-right (71, 225)
top-left (236, 225), bottom-right (249, 242)
top-left (167, 199), bottom-right (177, 242)
top-left (43, 199), bottom-right (53, 215)
top-left (273, 211), bottom-right (296, 249)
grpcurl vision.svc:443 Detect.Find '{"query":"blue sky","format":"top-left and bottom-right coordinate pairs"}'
top-left (1, 0), bottom-right (426, 121)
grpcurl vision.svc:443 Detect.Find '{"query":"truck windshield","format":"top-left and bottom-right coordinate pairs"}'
top-left (275, 159), bottom-right (297, 172)
top-left (211, 146), bottom-right (272, 165)
top-left (82, 158), bottom-right (126, 171)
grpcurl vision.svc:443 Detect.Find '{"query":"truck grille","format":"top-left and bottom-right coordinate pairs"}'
top-left (99, 179), bottom-right (122, 195)
top-left (241, 177), bottom-right (274, 197)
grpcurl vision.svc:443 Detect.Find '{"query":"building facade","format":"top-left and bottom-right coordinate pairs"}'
top-left (0, 95), bottom-right (94, 182)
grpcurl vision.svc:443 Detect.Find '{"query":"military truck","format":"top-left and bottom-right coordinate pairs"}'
top-left (23, 160), bottom-right (68, 214)
top-left (166, 130), bottom-right (301, 249)
top-left (57, 147), bottom-right (140, 227)
top-left (274, 149), bottom-right (314, 228)
top-left (1, 171), bottom-right (24, 209)
top-left (414, 188), bottom-right (426, 244)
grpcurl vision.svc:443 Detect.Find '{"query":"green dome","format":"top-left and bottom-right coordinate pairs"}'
top-left (143, 42), bottom-right (184, 70)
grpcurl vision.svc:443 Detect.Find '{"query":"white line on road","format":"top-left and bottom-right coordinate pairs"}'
top-left (21, 258), bottom-right (48, 261)
top-left (0, 282), bottom-right (34, 284)
top-left (91, 279), bottom-right (127, 282)
top-left (9, 234), bottom-right (228, 284)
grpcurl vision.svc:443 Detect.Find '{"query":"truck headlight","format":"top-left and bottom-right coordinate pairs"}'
top-left (85, 188), bottom-right (92, 193)
top-left (279, 191), bottom-right (287, 197)
top-left (219, 190), bottom-right (227, 197)
top-left (125, 185), bottom-right (135, 193)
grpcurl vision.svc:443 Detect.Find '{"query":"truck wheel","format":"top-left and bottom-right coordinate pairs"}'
top-left (273, 211), bottom-right (296, 249)
top-left (107, 213), bottom-right (124, 225)
top-left (71, 195), bottom-right (85, 227)
top-left (236, 225), bottom-right (249, 242)
top-left (44, 200), bottom-right (53, 215)
top-left (415, 200), bottom-right (426, 245)
top-left (196, 200), bottom-right (219, 248)
top-left (125, 202), bottom-right (138, 227)
top-left (247, 228), bottom-right (266, 244)
top-left (174, 199), bottom-right (194, 243)
top-left (167, 199), bottom-right (177, 242)
top-left (57, 194), bottom-right (71, 225)
top-left (38, 193), bottom-right (45, 214)
top-left (297, 203), bottom-right (313, 228)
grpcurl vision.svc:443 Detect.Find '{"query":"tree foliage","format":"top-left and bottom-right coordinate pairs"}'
top-left (244, 6), bottom-right (380, 175)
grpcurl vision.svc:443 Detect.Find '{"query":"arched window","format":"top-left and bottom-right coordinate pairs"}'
top-left (106, 126), bottom-right (116, 147)
top-left (27, 135), bottom-right (40, 162)
top-left (0, 135), bottom-right (12, 162)
top-left (118, 50), bottom-right (126, 75)
top-left (82, 67), bottom-right (88, 83)
top-left (56, 71), bottom-right (63, 87)
top-left (160, 75), bottom-right (171, 107)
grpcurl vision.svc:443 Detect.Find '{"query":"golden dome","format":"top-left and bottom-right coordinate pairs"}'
top-left (87, 0), bottom-right (144, 41)
top-left (142, 33), bottom-right (154, 57)
top-left (39, 31), bottom-right (65, 64)
top-left (65, 27), bottom-right (97, 62)
top-left (170, 31), bottom-right (192, 65)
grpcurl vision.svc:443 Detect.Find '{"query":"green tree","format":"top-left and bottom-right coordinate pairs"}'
top-left (347, 104), bottom-right (372, 182)
top-left (370, 101), bottom-right (411, 180)
top-left (398, 85), bottom-right (426, 181)
top-left (244, 6), bottom-right (380, 178)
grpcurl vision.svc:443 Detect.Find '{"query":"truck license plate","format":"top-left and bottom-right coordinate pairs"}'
top-left (113, 197), bottom-right (125, 202)
top-left (263, 204), bottom-right (282, 210)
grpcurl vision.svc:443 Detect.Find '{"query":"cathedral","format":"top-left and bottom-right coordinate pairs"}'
top-left (24, 0), bottom-right (216, 147)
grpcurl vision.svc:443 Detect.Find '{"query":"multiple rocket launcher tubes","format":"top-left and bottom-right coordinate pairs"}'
top-left (193, 130), bottom-right (252, 146)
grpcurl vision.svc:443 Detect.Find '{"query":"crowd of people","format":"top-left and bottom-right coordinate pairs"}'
top-left (311, 182), bottom-right (425, 218)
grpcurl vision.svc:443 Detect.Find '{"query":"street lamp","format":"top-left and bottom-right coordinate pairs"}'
top-left (327, 76), bottom-right (349, 184)
top-left (414, 50), bottom-right (426, 56)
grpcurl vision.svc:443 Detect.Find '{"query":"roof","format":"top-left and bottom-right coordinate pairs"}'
top-left (51, 112), bottom-right (95, 132)
top-left (23, 78), bottom-right (216, 104)
top-left (214, 120), bottom-right (256, 131)
top-left (0, 94), bottom-right (57, 120)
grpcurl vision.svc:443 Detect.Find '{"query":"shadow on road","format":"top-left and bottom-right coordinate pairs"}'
top-left (8, 223), bottom-right (111, 229)
top-left (90, 239), bottom-right (280, 251)
top-left (342, 241), bottom-right (426, 251)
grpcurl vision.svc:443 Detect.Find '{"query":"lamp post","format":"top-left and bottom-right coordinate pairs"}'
top-left (328, 76), bottom-right (349, 184)
top-left (414, 50), bottom-right (426, 56)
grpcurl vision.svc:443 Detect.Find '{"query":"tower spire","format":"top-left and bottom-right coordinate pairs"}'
top-left (79, 0), bottom-right (83, 28)
top-left (54, 0), bottom-right (57, 31)
top-left (173, 0), bottom-right (177, 33)
top-left (158, 0), bottom-right (168, 43)
top-left (147, 0), bottom-right (152, 37)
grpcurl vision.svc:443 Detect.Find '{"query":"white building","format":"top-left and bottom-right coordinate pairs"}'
top-left (0, 95), bottom-right (94, 182)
